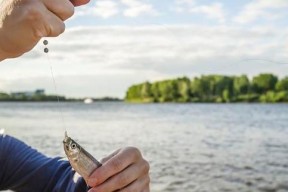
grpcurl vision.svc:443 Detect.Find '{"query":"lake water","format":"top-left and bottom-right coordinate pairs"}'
top-left (0, 102), bottom-right (288, 192)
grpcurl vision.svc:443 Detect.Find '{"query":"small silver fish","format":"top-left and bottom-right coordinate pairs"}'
top-left (63, 131), bottom-right (102, 181)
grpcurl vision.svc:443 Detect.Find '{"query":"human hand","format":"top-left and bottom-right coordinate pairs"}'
top-left (87, 147), bottom-right (150, 192)
top-left (0, 0), bottom-right (89, 60)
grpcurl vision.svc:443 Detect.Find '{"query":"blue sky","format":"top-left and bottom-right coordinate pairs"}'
top-left (1, 0), bottom-right (288, 98)
top-left (68, 0), bottom-right (288, 27)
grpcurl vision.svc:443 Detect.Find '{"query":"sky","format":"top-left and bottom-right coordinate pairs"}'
top-left (1, 0), bottom-right (288, 98)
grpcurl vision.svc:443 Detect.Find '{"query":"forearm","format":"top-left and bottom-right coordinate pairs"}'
top-left (0, 134), bottom-right (88, 192)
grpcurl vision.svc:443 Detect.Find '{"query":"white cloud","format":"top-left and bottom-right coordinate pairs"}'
top-left (94, 0), bottom-right (119, 18)
top-left (76, 0), bottom-right (119, 18)
top-left (1, 25), bottom-right (288, 97)
top-left (234, 0), bottom-right (288, 24)
top-left (176, 0), bottom-right (196, 6)
top-left (174, 0), bottom-right (226, 23)
top-left (190, 3), bottom-right (225, 24)
top-left (121, 0), bottom-right (158, 17)
top-left (74, 0), bottom-right (157, 19)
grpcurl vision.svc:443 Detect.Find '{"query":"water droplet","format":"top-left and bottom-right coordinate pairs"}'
top-left (44, 48), bottom-right (49, 53)
top-left (43, 40), bottom-right (48, 45)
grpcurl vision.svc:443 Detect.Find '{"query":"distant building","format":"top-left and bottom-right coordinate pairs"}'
top-left (11, 89), bottom-right (45, 98)
top-left (35, 89), bottom-right (45, 95)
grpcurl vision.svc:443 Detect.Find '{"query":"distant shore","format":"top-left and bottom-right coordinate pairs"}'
top-left (0, 93), bottom-right (122, 102)
top-left (125, 73), bottom-right (288, 103)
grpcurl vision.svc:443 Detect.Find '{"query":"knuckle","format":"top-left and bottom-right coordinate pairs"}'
top-left (146, 175), bottom-right (151, 185)
top-left (111, 158), bottom-right (123, 171)
top-left (143, 160), bottom-right (150, 173)
top-left (120, 188), bottom-right (133, 192)
top-left (59, 22), bottom-right (66, 34)
top-left (24, 3), bottom-right (42, 22)
top-left (51, 22), bottom-right (65, 37)
top-left (118, 174), bottom-right (130, 186)
top-left (128, 147), bottom-right (142, 160)
top-left (21, 2), bottom-right (45, 37)
top-left (55, 2), bottom-right (75, 20)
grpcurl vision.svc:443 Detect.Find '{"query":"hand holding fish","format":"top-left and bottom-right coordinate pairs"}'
top-left (88, 147), bottom-right (150, 192)
top-left (0, 0), bottom-right (89, 60)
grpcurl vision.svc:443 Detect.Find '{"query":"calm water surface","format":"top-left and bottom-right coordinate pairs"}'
top-left (0, 102), bottom-right (288, 192)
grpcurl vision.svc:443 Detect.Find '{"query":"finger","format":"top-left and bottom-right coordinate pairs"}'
top-left (100, 149), bottom-right (121, 164)
top-left (43, 10), bottom-right (65, 37)
top-left (28, 1), bottom-right (65, 38)
top-left (118, 175), bottom-right (150, 192)
top-left (89, 160), bottom-right (149, 192)
top-left (70, 0), bottom-right (90, 6)
top-left (43, 0), bottom-right (74, 21)
top-left (88, 147), bottom-right (142, 187)
top-left (142, 188), bottom-right (150, 192)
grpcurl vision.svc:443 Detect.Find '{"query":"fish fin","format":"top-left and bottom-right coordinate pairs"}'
top-left (65, 131), bottom-right (68, 138)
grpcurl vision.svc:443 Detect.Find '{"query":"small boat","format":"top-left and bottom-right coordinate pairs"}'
top-left (84, 98), bottom-right (93, 104)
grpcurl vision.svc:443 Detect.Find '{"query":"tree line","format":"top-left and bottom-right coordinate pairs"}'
top-left (0, 93), bottom-right (122, 102)
top-left (125, 74), bottom-right (288, 103)
top-left (0, 92), bottom-right (66, 102)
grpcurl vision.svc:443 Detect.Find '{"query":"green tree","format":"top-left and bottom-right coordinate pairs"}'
top-left (214, 76), bottom-right (234, 99)
top-left (190, 77), bottom-right (210, 100)
top-left (151, 82), bottom-right (160, 102)
top-left (158, 80), bottom-right (178, 102)
top-left (222, 89), bottom-right (231, 102)
top-left (276, 77), bottom-right (288, 91)
top-left (176, 77), bottom-right (190, 102)
top-left (140, 82), bottom-right (152, 99)
top-left (233, 75), bottom-right (250, 95)
top-left (126, 85), bottom-right (141, 101)
top-left (252, 74), bottom-right (278, 94)
top-left (125, 73), bottom-right (287, 103)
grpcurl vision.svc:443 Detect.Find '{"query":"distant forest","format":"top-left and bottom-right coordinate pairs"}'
top-left (125, 74), bottom-right (288, 103)
top-left (0, 92), bottom-right (121, 102)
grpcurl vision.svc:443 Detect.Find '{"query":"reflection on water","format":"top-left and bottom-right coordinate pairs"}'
top-left (0, 102), bottom-right (288, 192)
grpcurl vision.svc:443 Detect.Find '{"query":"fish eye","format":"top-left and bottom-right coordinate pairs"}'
top-left (71, 143), bottom-right (77, 149)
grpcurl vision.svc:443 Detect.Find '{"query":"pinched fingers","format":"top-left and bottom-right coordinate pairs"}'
top-left (88, 147), bottom-right (143, 187)
top-left (34, 0), bottom-right (75, 37)
top-left (117, 174), bottom-right (150, 192)
top-left (30, 8), bottom-right (65, 38)
top-left (43, 0), bottom-right (74, 21)
top-left (43, 10), bottom-right (66, 37)
top-left (0, 0), bottom-right (89, 60)
top-left (20, 0), bottom-right (68, 38)
top-left (89, 159), bottom-right (150, 192)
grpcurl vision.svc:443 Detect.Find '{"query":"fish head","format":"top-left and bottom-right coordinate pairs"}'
top-left (63, 132), bottom-right (81, 160)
